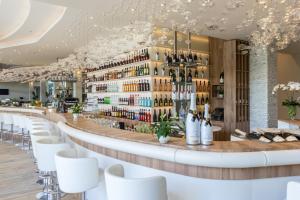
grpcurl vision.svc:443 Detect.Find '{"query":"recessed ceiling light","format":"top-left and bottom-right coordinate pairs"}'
top-left (89, 16), bottom-right (94, 20)
top-left (93, 24), bottom-right (98, 27)
top-left (131, 8), bottom-right (135, 12)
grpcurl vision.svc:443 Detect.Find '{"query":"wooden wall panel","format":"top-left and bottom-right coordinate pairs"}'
top-left (224, 40), bottom-right (237, 140)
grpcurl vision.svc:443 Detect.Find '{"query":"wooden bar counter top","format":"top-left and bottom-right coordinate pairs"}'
top-left (2, 107), bottom-right (300, 180)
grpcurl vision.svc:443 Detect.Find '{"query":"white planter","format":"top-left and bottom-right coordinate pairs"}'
top-left (158, 136), bottom-right (170, 144)
top-left (73, 113), bottom-right (79, 121)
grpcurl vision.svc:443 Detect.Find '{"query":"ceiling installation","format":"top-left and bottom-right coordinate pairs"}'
top-left (0, 0), bottom-right (300, 82)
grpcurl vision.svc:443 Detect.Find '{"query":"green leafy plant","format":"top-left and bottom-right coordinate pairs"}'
top-left (152, 114), bottom-right (186, 139)
top-left (71, 103), bottom-right (83, 114)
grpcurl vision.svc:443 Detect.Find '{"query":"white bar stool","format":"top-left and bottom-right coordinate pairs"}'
top-left (105, 164), bottom-right (168, 200)
top-left (2, 113), bottom-right (14, 142)
top-left (55, 149), bottom-right (104, 200)
top-left (36, 137), bottom-right (71, 200)
top-left (31, 132), bottom-right (60, 159)
top-left (287, 182), bottom-right (300, 200)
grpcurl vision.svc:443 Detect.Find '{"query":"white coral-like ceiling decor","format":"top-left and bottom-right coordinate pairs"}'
top-left (1, 0), bottom-right (300, 82)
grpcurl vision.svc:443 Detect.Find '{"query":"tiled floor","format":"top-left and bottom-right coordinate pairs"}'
top-left (0, 142), bottom-right (79, 200)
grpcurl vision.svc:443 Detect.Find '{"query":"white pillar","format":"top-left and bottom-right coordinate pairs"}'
top-left (250, 47), bottom-right (278, 130)
top-left (40, 80), bottom-right (47, 104)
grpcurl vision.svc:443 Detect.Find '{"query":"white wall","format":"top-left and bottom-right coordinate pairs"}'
top-left (0, 82), bottom-right (30, 101)
top-left (277, 53), bottom-right (300, 120)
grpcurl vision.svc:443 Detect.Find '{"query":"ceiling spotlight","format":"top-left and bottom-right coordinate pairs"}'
top-left (131, 8), bottom-right (135, 12)
top-left (93, 24), bottom-right (98, 27)
top-left (89, 16), bottom-right (94, 20)
top-left (160, 3), bottom-right (165, 7)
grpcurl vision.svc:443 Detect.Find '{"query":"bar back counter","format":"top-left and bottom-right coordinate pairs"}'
top-left (1, 107), bottom-right (300, 200)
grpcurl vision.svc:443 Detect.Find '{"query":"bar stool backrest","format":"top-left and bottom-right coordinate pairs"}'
top-left (31, 132), bottom-right (58, 158)
top-left (55, 149), bottom-right (100, 194)
top-left (105, 164), bottom-right (168, 200)
top-left (287, 182), bottom-right (300, 200)
top-left (36, 138), bottom-right (71, 172)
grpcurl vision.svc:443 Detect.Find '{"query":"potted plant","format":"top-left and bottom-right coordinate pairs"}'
top-left (272, 82), bottom-right (300, 120)
top-left (71, 103), bottom-right (83, 121)
top-left (152, 114), bottom-right (185, 144)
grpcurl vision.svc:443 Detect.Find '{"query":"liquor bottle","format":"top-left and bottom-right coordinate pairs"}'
top-left (164, 50), bottom-right (168, 63)
top-left (185, 93), bottom-right (201, 145)
top-left (201, 70), bottom-right (205, 78)
top-left (164, 95), bottom-right (168, 106)
top-left (195, 68), bottom-right (199, 78)
top-left (220, 72), bottom-right (224, 84)
top-left (162, 67), bottom-right (165, 76)
top-left (154, 95), bottom-right (158, 107)
top-left (179, 70), bottom-right (185, 82)
top-left (153, 109), bottom-right (158, 122)
top-left (154, 64), bottom-right (158, 75)
top-left (167, 109), bottom-right (172, 120)
top-left (156, 51), bottom-right (160, 61)
top-left (201, 104), bottom-right (213, 145)
top-left (153, 79), bottom-right (157, 91)
top-left (159, 79), bottom-right (162, 91)
top-left (187, 69), bottom-right (193, 82)
top-left (158, 109), bottom-right (162, 119)
top-left (169, 96), bottom-right (173, 107)
top-left (188, 52), bottom-right (194, 63)
top-left (205, 95), bottom-right (209, 104)
top-left (196, 94), bottom-right (200, 105)
top-left (159, 95), bottom-right (163, 107)
top-left (201, 94), bottom-right (205, 105)
top-left (163, 79), bottom-right (167, 91)
top-left (171, 70), bottom-right (177, 83)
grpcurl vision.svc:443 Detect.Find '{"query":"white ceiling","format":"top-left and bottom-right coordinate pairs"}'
top-left (0, 0), bottom-right (299, 66)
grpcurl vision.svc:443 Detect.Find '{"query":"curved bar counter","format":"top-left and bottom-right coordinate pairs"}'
top-left (1, 107), bottom-right (300, 200)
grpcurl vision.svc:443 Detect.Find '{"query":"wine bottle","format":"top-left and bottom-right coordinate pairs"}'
top-left (164, 95), bottom-right (168, 106)
top-left (154, 95), bottom-right (158, 107)
top-left (185, 93), bottom-right (201, 145)
top-left (154, 64), bottom-right (158, 75)
top-left (201, 104), bottom-right (213, 145)
top-left (159, 95), bottom-right (163, 107)
top-left (187, 69), bottom-right (193, 82)
top-left (153, 109), bottom-right (158, 122)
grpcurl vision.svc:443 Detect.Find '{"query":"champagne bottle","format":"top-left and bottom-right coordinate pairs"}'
top-left (179, 102), bottom-right (186, 123)
top-left (185, 93), bottom-right (201, 145)
top-left (201, 104), bottom-right (213, 145)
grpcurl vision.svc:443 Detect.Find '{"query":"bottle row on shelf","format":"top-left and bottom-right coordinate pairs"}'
top-left (155, 50), bottom-right (209, 66)
top-left (85, 47), bottom-right (209, 74)
top-left (123, 80), bottom-right (151, 92)
top-left (154, 94), bottom-right (173, 107)
top-left (86, 48), bottom-right (150, 72)
top-left (153, 108), bottom-right (172, 123)
top-left (86, 63), bottom-right (151, 82)
top-left (94, 80), bottom-right (151, 93)
top-left (85, 63), bottom-right (208, 84)
top-left (98, 95), bottom-right (153, 108)
top-left (93, 78), bottom-right (210, 94)
top-left (99, 107), bottom-right (152, 123)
